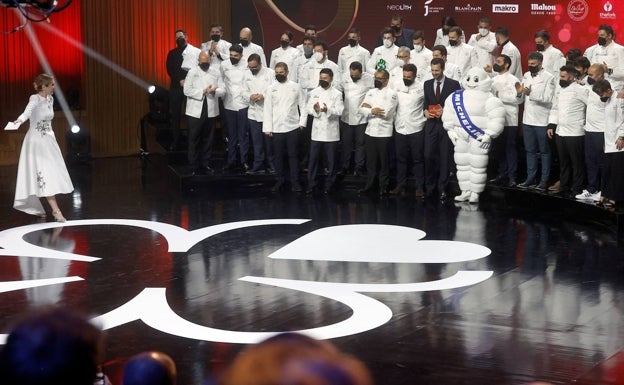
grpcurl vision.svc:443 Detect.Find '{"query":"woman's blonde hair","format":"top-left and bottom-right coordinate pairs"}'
top-left (33, 73), bottom-right (54, 92)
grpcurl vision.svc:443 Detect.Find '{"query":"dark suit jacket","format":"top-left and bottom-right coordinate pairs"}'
top-left (423, 76), bottom-right (461, 122)
top-left (376, 28), bottom-right (415, 49)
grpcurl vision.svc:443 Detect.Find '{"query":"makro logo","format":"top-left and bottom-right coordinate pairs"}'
top-left (492, 4), bottom-right (519, 13)
top-left (387, 4), bottom-right (412, 11)
top-left (567, 0), bottom-right (588, 21)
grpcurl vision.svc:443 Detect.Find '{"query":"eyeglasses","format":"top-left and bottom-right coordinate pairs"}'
top-left (396, 55), bottom-right (409, 59)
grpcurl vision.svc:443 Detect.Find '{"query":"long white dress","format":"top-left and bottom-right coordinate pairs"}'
top-left (13, 94), bottom-right (74, 216)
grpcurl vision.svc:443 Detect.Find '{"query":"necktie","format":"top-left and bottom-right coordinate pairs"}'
top-left (435, 81), bottom-right (441, 100)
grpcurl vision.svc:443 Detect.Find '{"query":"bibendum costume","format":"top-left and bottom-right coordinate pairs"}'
top-left (442, 67), bottom-right (506, 203)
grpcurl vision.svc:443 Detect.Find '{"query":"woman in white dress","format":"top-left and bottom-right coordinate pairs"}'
top-left (13, 74), bottom-right (73, 222)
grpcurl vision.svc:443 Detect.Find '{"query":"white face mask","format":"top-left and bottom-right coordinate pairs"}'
top-left (479, 28), bottom-right (489, 37)
top-left (383, 39), bottom-right (393, 48)
top-left (312, 51), bottom-right (324, 63)
top-left (413, 44), bottom-right (424, 53)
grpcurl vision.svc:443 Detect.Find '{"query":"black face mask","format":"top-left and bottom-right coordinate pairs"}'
top-left (240, 39), bottom-right (250, 47)
top-left (319, 80), bottom-right (330, 89)
top-left (348, 38), bottom-right (357, 47)
top-left (199, 62), bottom-right (210, 71)
top-left (351, 76), bottom-right (361, 83)
top-left (391, 25), bottom-right (401, 33)
top-left (587, 77), bottom-right (596, 85)
top-left (230, 57), bottom-right (240, 65)
top-left (250, 68), bottom-right (260, 75)
top-left (598, 37), bottom-right (607, 46)
top-left (449, 40), bottom-right (458, 47)
top-left (303, 46), bottom-right (313, 59)
top-left (211, 34), bottom-right (221, 42)
top-left (280, 40), bottom-right (290, 49)
top-left (528, 66), bottom-right (539, 75)
top-left (559, 79), bottom-right (571, 88)
top-left (536, 44), bottom-right (545, 52)
top-left (492, 63), bottom-right (503, 73)
top-left (176, 37), bottom-right (186, 48)
top-left (403, 78), bottom-right (414, 87)
top-left (374, 80), bottom-right (383, 89)
top-left (600, 96), bottom-right (610, 102)
top-left (275, 74), bottom-right (287, 83)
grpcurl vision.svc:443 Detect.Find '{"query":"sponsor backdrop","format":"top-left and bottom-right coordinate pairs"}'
top-left (233, 0), bottom-right (622, 63)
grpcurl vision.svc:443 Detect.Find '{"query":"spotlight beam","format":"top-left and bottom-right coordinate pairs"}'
top-left (17, 9), bottom-right (78, 129)
top-left (36, 20), bottom-right (152, 91)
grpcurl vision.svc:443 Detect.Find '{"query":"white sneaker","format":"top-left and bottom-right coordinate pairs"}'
top-left (575, 189), bottom-right (593, 200)
top-left (469, 191), bottom-right (480, 203)
top-left (591, 191), bottom-right (601, 202)
top-left (454, 190), bottom-right (471, 202)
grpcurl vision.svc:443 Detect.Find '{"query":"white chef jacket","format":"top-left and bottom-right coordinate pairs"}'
top-left (540, 45), bottom-right (566, 77)
top-left (585, 90), bottom-right (606, 133)
top-left (467, 31), bottom-right (497, 68)
top-left (338, 44), bottom-right (371, 74)
top-left (307, 86), bottom-right (344, 142)
top-left (220, 59), bottom-right (250, 111)
top-left (492, 71), bottom-right (524, 126)
top-left (584, 41), bottom-right (624, 91)
top-left (367, 45), bottom-right (399, 74)
top-left (299, 59), bottom-right (341, 94)
top-left (200, 39), bottom-right (232, 72)
top-left (269, 45), bottom-right (301, 81)
top-left (446, 42), bottom-right (478, 76)
top-left (181, 44), bottom-right (201, 71)
top-left (548, 82), bottom-right (588, 136)
top-left (521, 69), bottom-right (556, 126)
top-left (242, 42), bottom-right (267, 67)
top-left (183, 66), bottom-right (225, 118)
top-left (263, 80), bottom-right (308, 133)
top-left (241, 66), bottom-right (275, 122)
top-left (501, 40), bottom-right (523, 80)
top-left (360, 86), bottom-right (398, 137)
top-left (602, 96), bottom-right (624, 153)
top-left (339, 71), bottom-right (374, 126)
top-left (410, 46), bottom-right (433, 82)
top-left (422, 61), bottom-right (462, 82)
top-left (392, 79), bottom-right (426, 135)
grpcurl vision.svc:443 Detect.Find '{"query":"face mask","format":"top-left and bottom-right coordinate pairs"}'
top-left (528, 65), bottom-right (539, 75)
top-left (176, 37), bottom-right (186, 48)
top-left (230, 57), bottom-right (240, 65)
top-left (587, 77), bottom-right (596, 85)
top-left (319, 80), bottom-right (330, 89)
top-left (403, 78), bottom-right (414, 87)
top-left (199, 62), bottom-right (210, 71)
top-left (391, 25), bottom-right (401, 33)
top-left (449, 39), bottom-right (459, 47)
top-left (442, 28), bottom-right (449, 35)
top-left (374, 79), bottom-right (383, 89)
top-left (250, 68), bottom-right (260, 75)
top-left (397, 58), bottom-right (407, 67)
top-left (492, 63), bottom-right (503, 73)
top-left (313, 51), bottom-right (324, 63)
top-left (280, 40), bottom-right (290, 49)
top-left (598, 37), bottom-right (607, 46)
top-left (276, 74), bottom-right (287, 83)
top-left (211, 34), bottom-right (221, 42)
top-left (351, 76), bottom-right (361, 82)
top-left (348, 38), bottom-right (357, 47)
top-left (240, 39), bottom-right (249, 47)
top-left (413, 44), bottom-right (423, 53)
top-left (536, 44), bottom-right (545, 52)
top-left (479, 28), bottom-right (489, 37)
top-left (559, 79), bottom-right (571, 88)
top-left (600, 96), bottom-right (610, 102)
top-left (303, 46), bottom-right (313, 59)
top-left (383, 39), bottom-right (393, 48)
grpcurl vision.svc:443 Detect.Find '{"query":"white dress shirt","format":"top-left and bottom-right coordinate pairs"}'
top-left (338, 44), bottom-right (371, 74)
top-left (339, 71), bottom-right (374, 126)
top-left (467, 31), bottom-right (497, 68)
top-left (410, 46), bottom-right (433, 82)
top-left (540, 45), bottom-right (566, 77)
top-left (241, 66), bottom-right (275, 122)
top-left (269, 46), bottom-right (301, 81)
top-left (500, 40), bottom-right (523, 80)
top-left (360, 86), bottom-right (398, 137)
top-left (392, 79), bottom-right (426, 135)
top-left (183, 66), bottom-right (225, 118)
top-left (521, 69), bottom-right (556, 126)
top-left (181, 44), bottom-right (201, 71)
top-left (307, 86), bottom-right (344, 142)
top-left (446, 42), bottom-right (477, 77)
top-left (492, 72), bottom-right (524, 126)
top-left (367, 45), bottom-right (399, 74)
top-left (548, 82), bottom-right (588, 136)
top-left (584, 41), bottom-right (624, 91)
top-left (242, 42), bottom-right (267, 67)
top-left (263, 80), bottom-right (307, 133)
top-left (200, 39), bottom-right (232, 72)
top-left (220, 59), bottom-right (250, 111)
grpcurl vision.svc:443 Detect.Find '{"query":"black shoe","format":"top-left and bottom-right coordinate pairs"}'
top-left (193, 166), bottom-right (213, 176)
top-left (265, 167), bottom-right (275, 174)
top-left (414, 188), bottom-right (425, 198)
top-left (305, 188), bottom-right (314, 195)
top-left (358, 187), bottom-right (373, 195)
top-left (507, 178), bottom-right (517, 187)
top-left (291, 184), bottom-right (303, 193)
top-left (223, 163), bottom-right (238, 173)
top-left (389, 186), bottom-right (406, 196)
top-left (246, 168), bottom-right (263, 175)
top-left (271, 182), bottom-right (284, 192)
top-left (379, 190), bottom-right (389, 198)
top-left (488, 176), bottom-right (506, 185)
top-left (243, 162), bottom-right (250, 172)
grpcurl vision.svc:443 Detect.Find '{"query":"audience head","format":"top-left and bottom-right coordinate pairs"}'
top-left (412, 30), bottom-right (426, 52)
top-left (122, 351), bottom-right (177, 385)
top-left (495, 26), bottom-right (510, 45)
top-left (597, 24), bottom-right (615, 46)
top-left (0, 306), bottom-right (103, 385)
top-left (440, 15), bottom-right (457, 35)
top-left (448, 26), bottom-right (463, 46)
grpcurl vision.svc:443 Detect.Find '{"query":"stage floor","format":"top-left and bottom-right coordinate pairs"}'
top-left (1, 155), bottom-right (624, 385)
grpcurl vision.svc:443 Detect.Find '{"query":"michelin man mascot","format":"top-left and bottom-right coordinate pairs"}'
top-left (442, 67), bottom-right (505, 203)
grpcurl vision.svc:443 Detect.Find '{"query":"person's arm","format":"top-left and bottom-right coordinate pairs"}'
top-left (15, 95), bottom-right (39, 124)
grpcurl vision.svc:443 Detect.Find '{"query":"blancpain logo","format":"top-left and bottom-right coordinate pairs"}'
top-left (492, 4), bottom-right (519, 13)
top-left (455, 4), bottom-right (482, 12)
top-left (531, 3), bottom-right (556, 15)
top-left (387, 4), bottom-right (412, 11)
top-left (600, 1), bottom-right (616, 18)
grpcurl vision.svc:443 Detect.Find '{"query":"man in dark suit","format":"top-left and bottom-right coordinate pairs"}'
top-left (377, 15), bottom-right (415, 49)
top-left (423, 57), bottom-right (461, 199)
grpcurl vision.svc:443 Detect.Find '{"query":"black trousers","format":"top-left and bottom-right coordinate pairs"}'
top-left (187, 103), bottom-right (215, 169)
top-left (585, 131), bottom-right (604, 193)
top-left (273, 129), bottom-right (301, 186)
top-left (424, 119), bottom-right (452, 193)
top-left (308, 141), bottom-right (338, 190)
top-left (555, 134), bottom-right (585, 194)
top-left (340, 121), bottom-right (367, 172)
top-left (395, 130), bottom-right (425, 188)
top-left (169, 86), bottom-right (185, 145)
top-left (364, 134), bottom-right (390, 192)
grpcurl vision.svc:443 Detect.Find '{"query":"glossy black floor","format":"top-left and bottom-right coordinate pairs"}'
top-left (1, 155), bottom-right (624, 385)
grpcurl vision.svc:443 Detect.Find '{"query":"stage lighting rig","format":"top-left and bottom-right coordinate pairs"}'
top-left (1, 0), bottom-right (72, 24)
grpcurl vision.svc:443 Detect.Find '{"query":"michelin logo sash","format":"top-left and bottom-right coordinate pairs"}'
top-left (452, 90), bottom-right (485, 140)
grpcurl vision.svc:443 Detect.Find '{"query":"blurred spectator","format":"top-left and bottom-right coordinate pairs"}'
top-left (122, 351), bottom-right (177, 385)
